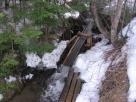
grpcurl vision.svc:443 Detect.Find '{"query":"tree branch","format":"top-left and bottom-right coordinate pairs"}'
top-left (90, 2), bottom-right (110, 40)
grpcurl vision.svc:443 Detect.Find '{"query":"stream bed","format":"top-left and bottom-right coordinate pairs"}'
top-left (8, 65), bottom-right (69, 102)
top-left (9, 69), bottom-right (56, 102)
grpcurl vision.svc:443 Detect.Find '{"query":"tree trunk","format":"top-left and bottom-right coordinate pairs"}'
top-left (111, 0), bottom-right (124, 46)
top-left (5, 0), bottom-right (9, 10)
top-left (90, 2), bottom-right (110, 40)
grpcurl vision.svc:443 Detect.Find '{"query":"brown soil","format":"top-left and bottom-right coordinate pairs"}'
top-left (100, 66), bottom-right (129, 102)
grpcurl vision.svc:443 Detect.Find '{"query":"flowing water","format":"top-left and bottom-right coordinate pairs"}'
top-left (40, 65), bottom-right (69, 102)
top-left (9, 69), bottom-right (56, 102)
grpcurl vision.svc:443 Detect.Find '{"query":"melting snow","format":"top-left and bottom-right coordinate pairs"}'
top-left (42, 41), bottom-right (68, 68)
top-left (58, 0), bottom-right (72, 4)
top-left (26, 41), bottom-right (67, 69)
top-left (73, 17), bottom-right (136, 102)
top-left (106, 0), bottom-right (135, 9)
top-left (0, 94), bottom-right (3, 101)
top-left (84, 3), bottom-right (89, 8)
top-left (122, 17), bottom-right (136, 102)
top-left (66, 0), bottom-right (72, 2)
top-left (5, 76), bottom-right (16, 83)
top-left (73, 38), bottom-right (112, 102)
top-left (26, 52), bottom-right (41, 68)
top-left (25, 74), bottom-right (34, 80)
top-left (64, 11), bottom-right (80, 19)
top-left (120, 17), bottom-right (136, 38)
top-left (104, 0), bottom-right (135, 14)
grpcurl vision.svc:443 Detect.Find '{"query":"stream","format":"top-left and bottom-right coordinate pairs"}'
top-left (40, 66), bottom-right (69, 102)
top-left (9, 69), bottom-right (56, 102)
top-left (9, 65), bottom-right (69, 102)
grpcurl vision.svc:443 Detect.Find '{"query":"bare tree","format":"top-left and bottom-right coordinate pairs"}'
top-left (111, 0), bottom-right (124, 46)
top-left (91, 2), bottom-right (110, 40)
top-left (91, 0), bottom-right (125, 47)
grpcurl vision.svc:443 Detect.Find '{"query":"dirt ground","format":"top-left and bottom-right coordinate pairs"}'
top-left (100, 65), bottom-right (129, 102)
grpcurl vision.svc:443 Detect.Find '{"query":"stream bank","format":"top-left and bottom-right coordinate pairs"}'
top-left (9, 69), bottom-right (56, 102)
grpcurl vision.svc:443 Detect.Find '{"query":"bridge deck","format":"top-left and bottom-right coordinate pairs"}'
top-left (58, 34), bottom-right (92, 102)
top-left (59, 68), bottom-right (82, 102)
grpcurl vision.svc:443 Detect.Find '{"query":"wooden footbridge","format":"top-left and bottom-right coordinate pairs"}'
top-left (58, 27), bottom-right (92, 102)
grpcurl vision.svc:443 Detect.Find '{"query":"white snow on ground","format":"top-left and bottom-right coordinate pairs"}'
top-left (66, 0), bottom-right (72, 2)
top-left (64, 11), bottom-right (80, 19)
top-left (41, 66), bottom-right (69, 102)
top-left (26, 41), bottom-right (67, 69)
top-left (84, 3), bottom-right (89, 8)
top-left (58, 0), bottom-right (72, 5)
top-left (121, 17), bottom-right (136, 37)
top-left (5, 76), bottom-right (16, 83)
top-left (73, 38), bottom-right (112, 102)
top-left (0, 94), bottom-right (3, 101)
top-left (25, 74), bottom-right (34, 80)
top-left (105, 0), bottom-right (135, 9)
top-left (58, 0), bottom-right (72, 4)
top-left (126, 0), bottom-right (136, 8)
top-left (121, 17), bottom-right (136, 102)
top-left (26, 52), bottom-right (41, 68)
top-left (42, 41), bottom-right (68, 68)
top-left (64, 12), bottom-right (72, 19)
top-left (104, 0), bottom-right (135, 14)
top-left (58, 0), bottom-right (65, 4)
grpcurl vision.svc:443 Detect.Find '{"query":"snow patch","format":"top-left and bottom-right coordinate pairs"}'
top-left (64, 11), bottom-right (80, 19)
top-left (26, 41), bottom-right (67, 69)
top-left (124, 17), bottom-right (136, 102)
top-left (25, 74), bottom-right (34, 80)
top-left (66, 0), bottom-right (72, 2)
top-left (26, 53), bottom-right (41, 68)
top-left (104, 0), bottom-right (135, 14)
top-left (5, 76), bottom-right (16, 83)
top-left (58, 0), bottom-right (72, 5)
top-left (58, 0), bottom-right (64, 4)
top-left (41, 66), bottom-right (69, 102)
top-left (74, 39), bottom-right (112, 102)
top-left (42, 41), bottom-right (68, 68)
top-left (84, 3), bottom-right (89, 8)
top-left (0, 94), bottom-right (3, 101)
top-left (120, 17), bottom-right (136, 38)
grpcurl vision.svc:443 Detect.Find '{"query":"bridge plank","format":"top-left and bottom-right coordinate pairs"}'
top-left (63, 37), bottom-right (80, 65)
top-left (59, 34), bottom-right (92, 102)
top-left (63, 36), bottom-right (86, 66)
top-left (66, 73), bottom-right (79, 102)
top-left (72, 78), bottom-right (82, 102)
top-left (59, 68), bottom-right (74, 102)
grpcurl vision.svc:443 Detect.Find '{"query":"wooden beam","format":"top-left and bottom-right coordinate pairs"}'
top-left (66, 73), bottom-right (79, 102)
top-left (59, 68), bottom-right (74, 102)
top-left (72, 78), bottom-right (82, 102)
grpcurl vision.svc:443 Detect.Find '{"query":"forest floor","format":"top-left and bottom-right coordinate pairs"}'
top-left (100, 65), bottom-right (129, 102)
